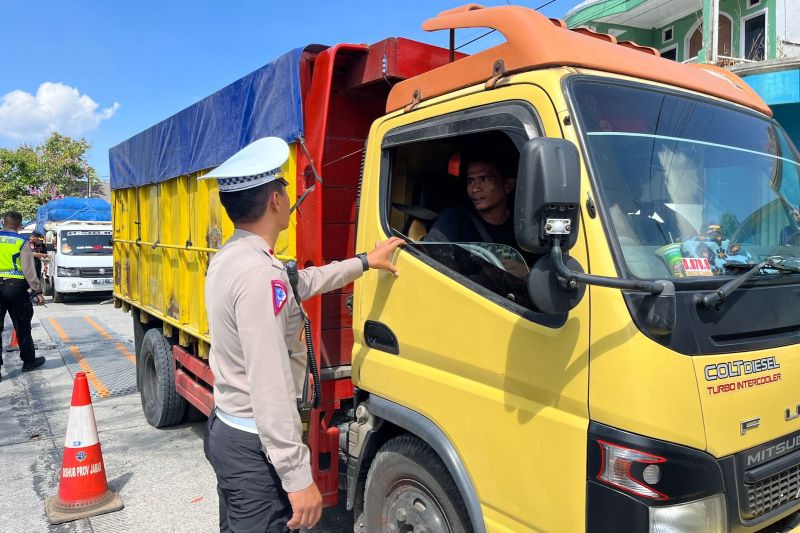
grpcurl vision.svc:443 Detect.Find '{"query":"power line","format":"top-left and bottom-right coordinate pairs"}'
top-left (455, 29), bottom-right (497, 51)
top-left (616, 0), bottom-right (675, 27)
top-left (455, 0), bottom-right (563, 51)
top-left (534, 0), bottom-right (559, 10)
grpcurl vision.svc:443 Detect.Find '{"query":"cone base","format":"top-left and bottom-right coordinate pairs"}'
top-left (45, 490), bottom-right (124, 525)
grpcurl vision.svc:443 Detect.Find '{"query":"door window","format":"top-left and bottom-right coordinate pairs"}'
top-left (380, 103), bottom-right (553, 317)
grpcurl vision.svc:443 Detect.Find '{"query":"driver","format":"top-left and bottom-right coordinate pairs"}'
top-left (424, 154), bottom-right (517, 248)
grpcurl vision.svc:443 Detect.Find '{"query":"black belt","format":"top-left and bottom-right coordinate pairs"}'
top-left (0, 277), bottom-right (27, 284)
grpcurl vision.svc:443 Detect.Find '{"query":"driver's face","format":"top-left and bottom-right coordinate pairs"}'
top-left (466, 162), bottom-right (514, 213)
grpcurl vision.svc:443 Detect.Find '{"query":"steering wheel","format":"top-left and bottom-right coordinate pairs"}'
top-left (457, 244), bottom-right (506, 270)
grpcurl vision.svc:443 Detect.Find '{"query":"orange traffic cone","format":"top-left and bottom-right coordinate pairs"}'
top-left (45, 372), bottom-right (123, 524)
top-left (7, 328), bottom-right (19, 352)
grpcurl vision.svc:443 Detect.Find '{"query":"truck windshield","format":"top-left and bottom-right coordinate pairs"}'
top-left (571, 80), bottom-right (800, 280)
top-left (59, 230), bottom-right (113, 256)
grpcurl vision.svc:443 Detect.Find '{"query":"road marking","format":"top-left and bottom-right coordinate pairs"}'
top-left (83, 316), bottom-right (113, 340)
top-left (48, 318), bottom-right (71, 342)
top-left (68, 346), bottom-right (110, 398)
top-left (115, 342), bottom-right (136, 364)
top-left (84, 316), bottom-right (135, 364)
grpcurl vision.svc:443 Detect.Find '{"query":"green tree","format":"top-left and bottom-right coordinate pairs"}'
top-left (0, 132), bottom-right (100, 220)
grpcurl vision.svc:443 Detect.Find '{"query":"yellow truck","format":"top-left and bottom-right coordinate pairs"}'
top-left (110, 4), bottom-right (800, 532)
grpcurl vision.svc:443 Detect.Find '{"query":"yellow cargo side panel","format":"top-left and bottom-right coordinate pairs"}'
top-left (112, 144), bottom-right (298, 347)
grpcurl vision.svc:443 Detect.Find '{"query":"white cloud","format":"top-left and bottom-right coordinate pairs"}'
top-left (0, 82), bottom-right (120, 142)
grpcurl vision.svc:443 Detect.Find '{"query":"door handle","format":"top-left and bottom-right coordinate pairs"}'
top-left (364, 321), bottom-right (399, 355)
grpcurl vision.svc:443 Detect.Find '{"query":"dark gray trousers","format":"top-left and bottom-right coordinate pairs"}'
top-left (204, 410), bottom-right (293, 533)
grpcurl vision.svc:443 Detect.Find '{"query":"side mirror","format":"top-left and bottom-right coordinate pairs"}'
top-left (514, 138), bottom-right (581, 254)
top-left (45, 243), bottom-right (56, 252)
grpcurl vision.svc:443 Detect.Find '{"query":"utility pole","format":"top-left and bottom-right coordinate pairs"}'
top-left (701, 0), bottom-right (720, 64)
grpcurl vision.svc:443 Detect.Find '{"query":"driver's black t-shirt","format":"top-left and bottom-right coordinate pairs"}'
top-left (424, 207), bottom-right (517, 249)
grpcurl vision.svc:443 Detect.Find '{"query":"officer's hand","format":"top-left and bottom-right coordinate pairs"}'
top-left (34, 294), bottom-right (45, 306)
top-left (287, 482), bottom-right (322, 530)
top-left (366, 237), bottom-right (405, 277)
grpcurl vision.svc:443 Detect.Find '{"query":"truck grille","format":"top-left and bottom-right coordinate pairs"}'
top-left (80, 267), bottom-right (113, 278)
top-left (745, 463), bottom-right (800, 518)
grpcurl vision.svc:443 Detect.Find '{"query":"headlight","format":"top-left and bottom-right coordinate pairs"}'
top-left (57, 267), bottom-right (81, 277)
top-left (649, 494), bottom-right (727, 533)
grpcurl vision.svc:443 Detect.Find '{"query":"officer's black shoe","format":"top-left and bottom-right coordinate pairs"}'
top-left (21, 357), bottom-right (46, 372)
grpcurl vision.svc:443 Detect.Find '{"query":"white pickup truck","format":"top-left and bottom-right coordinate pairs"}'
top-left (42, 221), bottom-right (113, 302)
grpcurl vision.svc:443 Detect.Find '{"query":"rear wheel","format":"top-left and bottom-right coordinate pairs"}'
top-left (363, 435), bottom-right (472, 533)
top-left (139, 328), bottom-right (186, 427)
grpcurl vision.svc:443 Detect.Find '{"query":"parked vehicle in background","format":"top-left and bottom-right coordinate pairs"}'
top-left (36, 198), bottom-right (113, 303)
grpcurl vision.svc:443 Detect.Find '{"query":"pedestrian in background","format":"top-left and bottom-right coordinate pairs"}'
top-left (0, 211), bottom-right (46, 381)
top-left (29, 230), bottom-right (48, 281)
top-left (201, 137), bottom-right (403, 532)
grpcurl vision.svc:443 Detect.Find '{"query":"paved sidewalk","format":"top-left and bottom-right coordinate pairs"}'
top-left (0, 297), bottom-right (219, 532)
top-left (0, 295), bottom-right (351, 532)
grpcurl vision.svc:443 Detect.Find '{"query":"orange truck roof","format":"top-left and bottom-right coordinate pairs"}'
top-left (386, 4), bottom-right (771, 117)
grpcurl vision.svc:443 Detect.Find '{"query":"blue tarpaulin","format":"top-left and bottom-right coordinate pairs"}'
top-left (35, 198), bottom-right (112, 234)
top-left (109, 48), bottom-right (306, 190)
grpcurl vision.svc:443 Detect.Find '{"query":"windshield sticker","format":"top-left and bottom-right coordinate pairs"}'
top-left (66, 231), bottom-right (111, 236)
top-left (681, 257), bottom-right (713, 276)
top-left (704, 356), bottom-right (782, 395)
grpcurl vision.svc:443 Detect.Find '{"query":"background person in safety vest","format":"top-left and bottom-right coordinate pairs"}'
top-left (201, 137), bottom-right (403, 532)
top-left (0, 211), bottom-right (46, 381)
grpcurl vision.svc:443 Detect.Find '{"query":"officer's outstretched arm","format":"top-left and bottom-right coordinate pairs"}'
top-left (297, 237), bottom-right (404, 300)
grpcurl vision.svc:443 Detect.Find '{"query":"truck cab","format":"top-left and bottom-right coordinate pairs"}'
top-left (348, 7), bottom-right (800, 533)
top-left (44, 221), bottom-right (114, 302)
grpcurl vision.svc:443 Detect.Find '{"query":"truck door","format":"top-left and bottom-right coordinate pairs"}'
top-left (354, 84), bottom-right (591, 532)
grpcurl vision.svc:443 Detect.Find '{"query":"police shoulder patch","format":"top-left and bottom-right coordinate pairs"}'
top-left (272, 280), bottom-right (288, 315)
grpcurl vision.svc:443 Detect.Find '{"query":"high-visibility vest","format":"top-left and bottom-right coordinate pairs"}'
top-left (0, 231), bottom-right (27, 279)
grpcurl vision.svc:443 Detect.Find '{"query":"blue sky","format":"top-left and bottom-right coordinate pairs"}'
top-left (0, 1), bottom-right (581, 181)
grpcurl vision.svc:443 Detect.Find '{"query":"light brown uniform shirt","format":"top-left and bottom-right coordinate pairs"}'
top-left (21, 242), bottom-right (41, 292)
top-left (205, 229), bottom-right (362, 492)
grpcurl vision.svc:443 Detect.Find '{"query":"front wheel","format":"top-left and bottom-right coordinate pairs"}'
top-left (363, 435), bottom-right (472, 533)
top-left (138, 328), bottom-right (186, 427)
top-left (52, 287), bottom-right (63, 303)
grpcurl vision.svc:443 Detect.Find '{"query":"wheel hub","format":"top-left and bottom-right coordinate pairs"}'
top-left (384, 481), bottom-right (448, 533)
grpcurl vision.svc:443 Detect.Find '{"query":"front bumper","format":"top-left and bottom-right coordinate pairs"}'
top-left (55, 277), bottom-right (114, 293)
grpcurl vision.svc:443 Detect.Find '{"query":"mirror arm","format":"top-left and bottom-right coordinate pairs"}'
top-left (551, 239), bottom-right (667, 294)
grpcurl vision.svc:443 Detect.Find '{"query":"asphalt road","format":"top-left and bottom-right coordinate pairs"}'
top-left (0, 292), bottom-right (351, 533)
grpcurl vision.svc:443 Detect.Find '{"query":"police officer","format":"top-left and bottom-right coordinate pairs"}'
top-left (202, 137), bottom-right (403, 532)
top-left (0, 211), bottom-right (46, 381)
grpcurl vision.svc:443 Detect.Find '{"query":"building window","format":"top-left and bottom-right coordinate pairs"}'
top-left (660, 47), bottom-right (677, 61)
top-left (743, 12), bottom-right (767, 60)
top-left (662, 26), bottom-right (674, 43)
top-left (688, 14), bottom-right (733, 59)
top-left (747, 0), bottom-right (762, 8)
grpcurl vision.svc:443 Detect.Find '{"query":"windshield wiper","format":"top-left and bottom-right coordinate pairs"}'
top-left (695, 260), bottom-right (800, 309)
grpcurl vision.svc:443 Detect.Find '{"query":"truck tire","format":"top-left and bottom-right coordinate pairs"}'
top-left (132, 309), bottom-right (154, 391)
top-left (363, 435), bottom-right (472, 533)
top-left (138, 328), bottom-right (186, 428)
top-left (42, 277), bottom-right (53, 297)
top-left (53, 287), bottom-right (63, 303)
